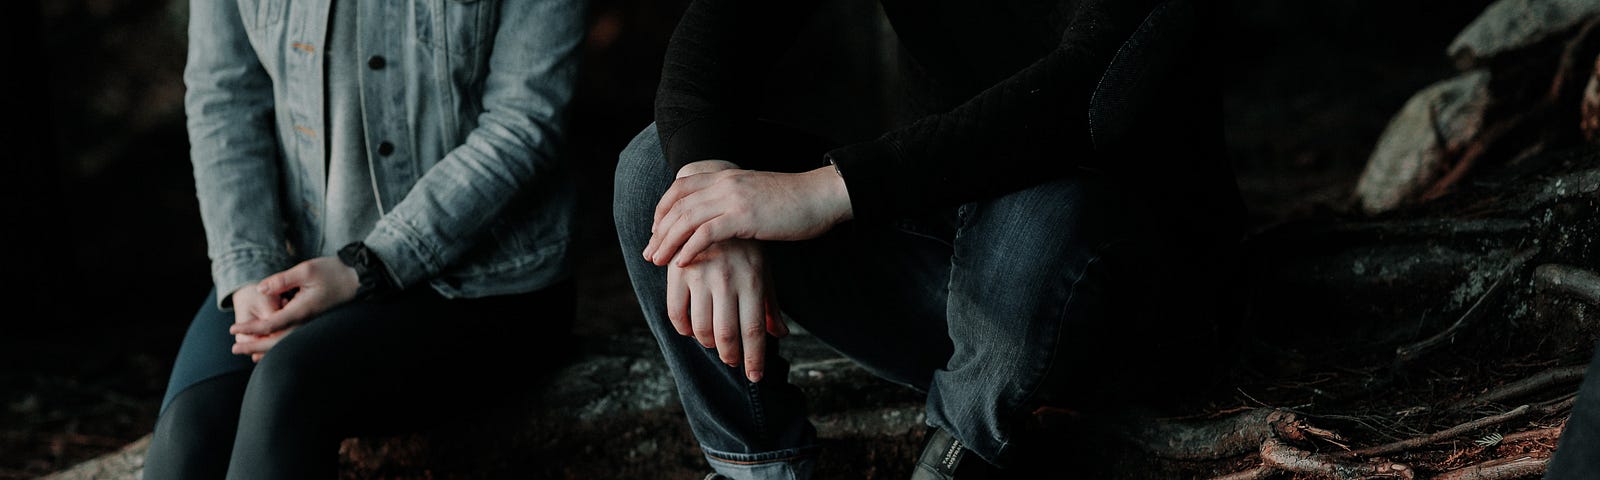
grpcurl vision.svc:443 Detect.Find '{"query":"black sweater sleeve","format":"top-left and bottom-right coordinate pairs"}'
top-left (653, 0), bottom-right (823, 171)
top-left (655, 0), bottom-right (1165, 221)
top-left (828, 0), bottom-right (1165, 221)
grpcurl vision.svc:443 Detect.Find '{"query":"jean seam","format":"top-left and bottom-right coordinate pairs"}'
top-left (747, 379), bottom-right (769, 444)
top-left (995, 238), bottom-right (1124, 461)
top-left (701, 444), bottom-right (818, 463)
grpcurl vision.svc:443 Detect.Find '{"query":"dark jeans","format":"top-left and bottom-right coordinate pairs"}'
top-left (143, 283), bottom-right (571, 480)
top-left (614, 123), bottom-right (1217, 479)
top-left (1547, 343), bottom-right (1600, 479)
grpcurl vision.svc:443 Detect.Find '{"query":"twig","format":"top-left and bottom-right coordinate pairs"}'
top-left (1433, 456), bottom-right (1547, 480)
top-left (1394, 276), bottom-right (1505, 367)
top-left (1451, 365), bottom-right (1587, 411)
top-left (1348, 405), bottom-right (1529, 456)
top-left (1534, 264), bottom-right (1600, 307)
top-left (1393, 247), bottom-right (1536, 369)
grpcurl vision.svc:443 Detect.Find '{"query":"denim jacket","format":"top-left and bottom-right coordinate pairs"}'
top-left (186, 0), bottom-right (584, 308)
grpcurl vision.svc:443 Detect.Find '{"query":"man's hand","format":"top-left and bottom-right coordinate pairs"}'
top-left (667, 239), bottom-right (789, 383)
top-left (644, 164), bottom-right (852, 267)
top-left (229, 257), bottom-right (359, 339)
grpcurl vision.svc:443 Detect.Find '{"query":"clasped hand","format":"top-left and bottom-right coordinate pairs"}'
top-left (644, 160), bottom-right (852, 383)
top-left (229, 257), bottom-right (360, 361)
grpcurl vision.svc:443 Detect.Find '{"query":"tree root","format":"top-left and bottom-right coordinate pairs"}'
top-left (1208, 440), bottom-right (1414, 480)
top-left (1451, 365), bottom-right (1587, 411)
top-left (1261, 439), bottom-right (1414, 479)
top-left (1349, 405), bottom-right (1529, 456)
top-left (1117, 408), bottom-right (1304, 460)
top-left (1187, 395), bottom-right (1568, 479)
top-left (1534, 264), bottom-right (1600, 307)
top-left (1433, 456), bottom-right (1548, 480)
top-left (1211, 467), bottom-right (1275, 480)
top-left (1498, 422), bottom-right (1563, 445)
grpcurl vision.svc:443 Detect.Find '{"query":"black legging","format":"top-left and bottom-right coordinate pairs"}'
top-left (144, 282), bottom-right (572, 479)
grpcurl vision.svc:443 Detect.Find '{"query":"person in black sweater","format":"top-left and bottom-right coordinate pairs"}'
top-left (614, 0), bottom-right (1243, 477)
top-left (1546, 344), bottom-right (1600, 479)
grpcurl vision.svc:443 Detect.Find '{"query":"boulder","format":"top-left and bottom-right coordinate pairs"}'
top-left (1448, 0), bottom-right (1600, 69)
top-left (1355, 70), bottom-right (1493, 214)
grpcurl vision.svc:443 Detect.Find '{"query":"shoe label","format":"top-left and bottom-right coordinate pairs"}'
top-left (936, 439), bottom-right (964, 475)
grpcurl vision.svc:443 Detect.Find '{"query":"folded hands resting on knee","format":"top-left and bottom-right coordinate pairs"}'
top-left (228, 257), bottom-right (361, 361)
top-left (646, 158), bottom-right (854, 382)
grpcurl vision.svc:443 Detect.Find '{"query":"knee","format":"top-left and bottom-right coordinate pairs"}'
top-left (237, 349), bottom-right (329, 425)
top-left (614, 123), bottom-right (671, 222)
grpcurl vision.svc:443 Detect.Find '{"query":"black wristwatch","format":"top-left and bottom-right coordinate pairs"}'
top-left (337, 242), bottom-right (395, 301)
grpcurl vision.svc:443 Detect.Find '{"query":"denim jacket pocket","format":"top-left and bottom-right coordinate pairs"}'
top-left (415, 0), bottom-right (495, 55)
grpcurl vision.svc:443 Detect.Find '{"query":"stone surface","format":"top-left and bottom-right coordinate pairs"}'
top-left (36, 435), bottom-right (147, 480)
top-left (1584, 53), bottom-right (1600, 143)
top-left (1448, 0), bottom-right (1600, 68)
top-left (1355, 70), bottom-right (1493, 213)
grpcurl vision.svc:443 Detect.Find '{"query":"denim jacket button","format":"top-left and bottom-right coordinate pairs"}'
top-left (367, 55), bottom-right (386, 70)
top-left (377, 141), bottom-right (395, 156)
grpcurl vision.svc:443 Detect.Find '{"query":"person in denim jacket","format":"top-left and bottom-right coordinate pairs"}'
top-left (144, 0), bottom-right (583, 478)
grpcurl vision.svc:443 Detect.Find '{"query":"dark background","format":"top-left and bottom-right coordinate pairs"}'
top-left (0, 0), bottom-right (1495, 477)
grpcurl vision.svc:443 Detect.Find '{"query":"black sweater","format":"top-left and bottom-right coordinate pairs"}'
top-left (654, 0), bottom-right (1226, 223)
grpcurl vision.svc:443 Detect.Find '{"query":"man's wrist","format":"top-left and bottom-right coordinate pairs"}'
top-left (807, 165), bottom-right (853, 224)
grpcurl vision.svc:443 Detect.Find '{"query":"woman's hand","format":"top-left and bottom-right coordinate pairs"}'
top-left (666, 239), bottom-right (789, 383)
top-left (229, 282), bottom-right (287, 362)
top-left (229, 257), bottom-right (359, 340)
top-left (233, 325), bottom-right (297, 362)
top-left (644, 164), bottom-right (852, 267)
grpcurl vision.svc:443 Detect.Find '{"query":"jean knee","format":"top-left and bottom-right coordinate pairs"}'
top-left (613, 123), bottom-right (672, 246)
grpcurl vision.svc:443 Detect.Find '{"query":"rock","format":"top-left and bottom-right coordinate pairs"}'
top-left (35, 435), bottom-right (147, 480)
top-left (1448, 0), bottom-right (1600, 69)
top-left (1583, 53), bottom-right (1600, 143)
top-left (1355, 70), bottom-right (1493, 214)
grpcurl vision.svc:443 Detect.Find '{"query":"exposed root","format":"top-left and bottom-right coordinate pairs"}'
top-left (1534, 264), bottom-right (1600, 307)
top-left (1349, 405), bottom-right (1530, 456)
top-left (1498, 423), bottom-right (1564, 446)
top-left (1433, 456), bottom-right (1548, 480)
top-left (1260, 438), bottom-right (1414, 479)
top-left (1211, 466), bottom-right (1275, 480)
top-left (1451, 365), bottom-right (1587, 411)
top-left (1118, 408), bottom-right (1302, 460)
top-left (1533, 393), bottom-right (1578, 416)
